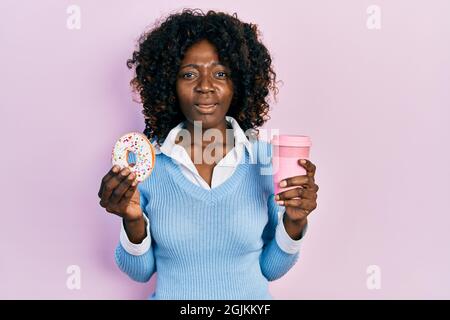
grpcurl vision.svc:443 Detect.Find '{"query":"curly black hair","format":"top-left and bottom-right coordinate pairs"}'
top-left (127, 8), bottom-right (279, 147)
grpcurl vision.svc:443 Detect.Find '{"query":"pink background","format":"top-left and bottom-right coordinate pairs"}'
top-left (1, 0), bottom-right (449, 299)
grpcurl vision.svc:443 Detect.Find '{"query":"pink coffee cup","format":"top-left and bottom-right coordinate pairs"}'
top-left (271, 135), bottom-right (312, 196)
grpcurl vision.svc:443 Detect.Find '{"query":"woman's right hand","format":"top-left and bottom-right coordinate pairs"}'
top-left (98, 165), bottom-right (143, 222)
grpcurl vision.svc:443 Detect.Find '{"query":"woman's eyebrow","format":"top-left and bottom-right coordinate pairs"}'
top-left (180, 62), bottom-right (224, 69)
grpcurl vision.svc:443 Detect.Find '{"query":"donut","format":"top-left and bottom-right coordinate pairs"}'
top-left (111, 132), bottom-right (156, 182)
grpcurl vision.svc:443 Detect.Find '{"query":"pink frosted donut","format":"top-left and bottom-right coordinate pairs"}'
top-left (111, 132), bottom-right (156, 182)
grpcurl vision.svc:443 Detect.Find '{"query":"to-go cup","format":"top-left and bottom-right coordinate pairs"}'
top-left (271, 135), bottom-right (312, 195)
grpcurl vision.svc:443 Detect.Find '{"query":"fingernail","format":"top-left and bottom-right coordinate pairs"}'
top-left (300, 159), bottom-right (306, 164)
top-left (275, 194), bottom-right (280, 201)
top-left (112, 166), bottom-right (119, 173)
top-left (121, 169), bottom-right (129, 176)
top-left (128, 172), bottom-right (135, 180)
top-left (276, 200), bottom-right (284, 206)
top-left (132, 180), bottom-right (138, 187)
top-left (279, 180), bottom-right (287, 187)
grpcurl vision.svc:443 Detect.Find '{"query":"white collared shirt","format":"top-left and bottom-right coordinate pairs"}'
top-left (120, 116), bottom-right (306, 255)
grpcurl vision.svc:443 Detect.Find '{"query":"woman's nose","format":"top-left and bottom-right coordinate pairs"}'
top-left (195, 75), bottom-right (215, 93)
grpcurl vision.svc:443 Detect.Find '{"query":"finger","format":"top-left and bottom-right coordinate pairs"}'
top-left (279, 175), bottom-right (309, 189)
top-left (98, 165), bottom-right (121, 198)
top-left (276, 187), bottom-right (303, 200)
top-left (281, 198), bottom-right (317, 212)
top-left (276, 187), bottom-right (317, 201)
top-left (118, 182), bottom-right (138, 206)
top-left (99, 167), bottom-right (131, 207)
top-left (277, 198), bottom-right (302, 208)
top-left (298, 159), bottom-right (316, 178)
top-left (312, 183), bottom-right (319, 192)
top-left (109, 171), bottom-right (136, 205)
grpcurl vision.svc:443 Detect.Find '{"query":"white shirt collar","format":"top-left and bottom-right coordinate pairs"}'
top-left (153, 116), bottom-right (254, 163)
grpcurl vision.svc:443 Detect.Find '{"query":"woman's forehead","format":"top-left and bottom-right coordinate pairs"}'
top-left (183, 40), bottom-right (218, 58)
top-left (180, 42), bottom-right (230, 68)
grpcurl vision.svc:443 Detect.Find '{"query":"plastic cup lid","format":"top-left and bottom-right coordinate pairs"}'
top-left (271, 134), bottom-right (312, 147)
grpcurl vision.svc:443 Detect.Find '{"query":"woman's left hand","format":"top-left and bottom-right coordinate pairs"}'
top-left (275, 159), bottom-right (319, 225)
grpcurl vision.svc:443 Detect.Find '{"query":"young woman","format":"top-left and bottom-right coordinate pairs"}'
top-left (98, 9), bottom-right (319, 300)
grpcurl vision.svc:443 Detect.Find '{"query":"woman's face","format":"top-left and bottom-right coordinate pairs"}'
top-left (176, 39), bottom-right (234, 130)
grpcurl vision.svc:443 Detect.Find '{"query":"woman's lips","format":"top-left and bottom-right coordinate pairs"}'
top-left (194, 103), bottom-right (218, 114)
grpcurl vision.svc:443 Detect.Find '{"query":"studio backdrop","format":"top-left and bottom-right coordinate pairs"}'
top-left (1, 0), bottom-right (449, 299)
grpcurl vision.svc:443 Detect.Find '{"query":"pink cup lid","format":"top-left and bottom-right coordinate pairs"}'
top-left (271, 135), bottom-right (312, 147)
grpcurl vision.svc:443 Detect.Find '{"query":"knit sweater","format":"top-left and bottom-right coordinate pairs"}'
top-left (114, 139), bottom-right (303, 300)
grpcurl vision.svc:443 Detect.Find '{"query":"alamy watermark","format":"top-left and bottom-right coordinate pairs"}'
top-left (66, 265), bottom-right (81, 290)
top-left (366, 264), bottom-right (381, 290)
top-left (66, 5), bottom-right (81, 30)
top-left (366, 5), bottom-right (381, 30)
top-left (168, 121), bottom-right (279, 176)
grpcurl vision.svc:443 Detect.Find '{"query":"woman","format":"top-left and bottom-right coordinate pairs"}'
top-left (98, 9), bottom-right (319, 300)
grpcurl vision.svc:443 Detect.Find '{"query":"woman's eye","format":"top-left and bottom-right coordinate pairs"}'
top-left (180, 71), bottom-right (227, 79)
top-left (216, 71), bottom-right (227, 78)
top-left (182, 72), bottom-right (195, 79)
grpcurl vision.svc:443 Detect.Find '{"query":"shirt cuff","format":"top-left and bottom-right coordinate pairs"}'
top-left (119, 214), bottom-right (151, 256)
top-left (275, 208), bottom-right (308, 254)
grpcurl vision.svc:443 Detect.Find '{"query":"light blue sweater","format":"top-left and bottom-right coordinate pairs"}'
top-left (114, 140), bottom-right (301, 299)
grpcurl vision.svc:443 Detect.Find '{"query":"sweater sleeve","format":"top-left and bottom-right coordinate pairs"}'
top-left (114, 187), bottom-right (156, 283)
top-left (259, 194), bottom-right (303, 281)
